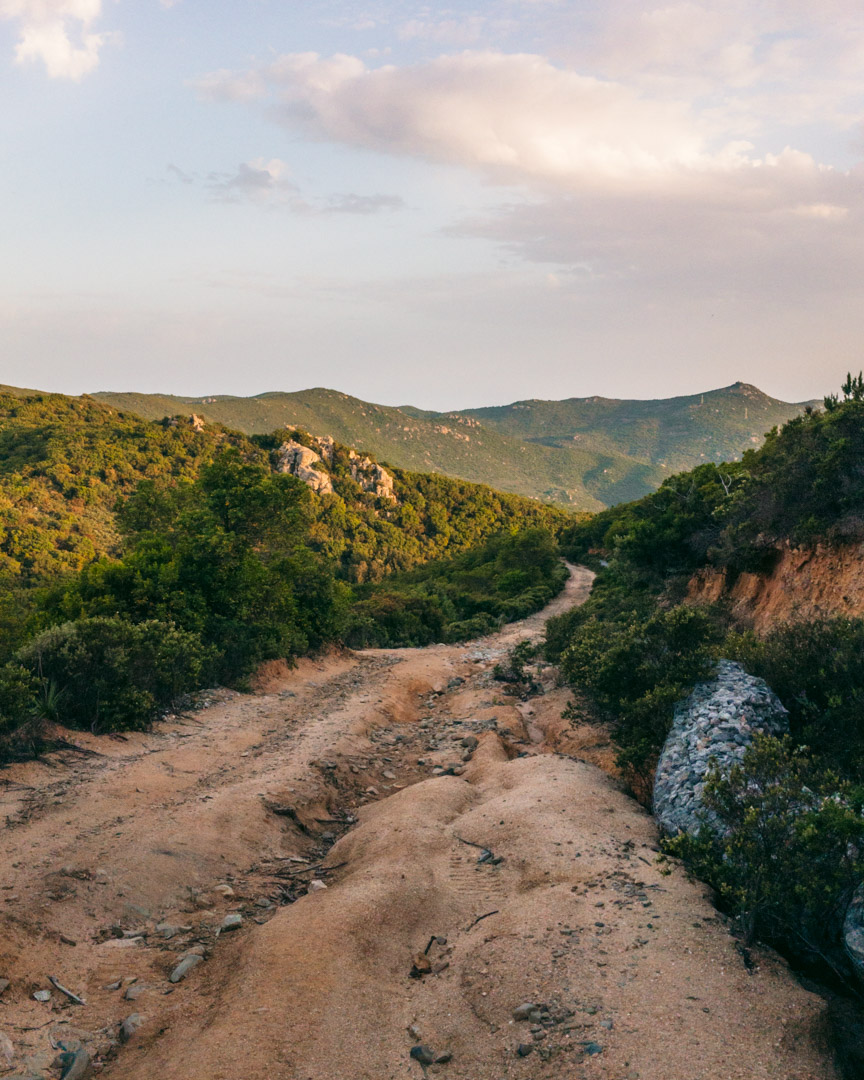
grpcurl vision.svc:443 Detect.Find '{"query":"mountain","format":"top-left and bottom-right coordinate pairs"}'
top-left (458, 381), bottom-right (818, 475)
top-left (90, 389), bottom-right (614, 510)
top-left (92, 382), bottom-right (816, 509)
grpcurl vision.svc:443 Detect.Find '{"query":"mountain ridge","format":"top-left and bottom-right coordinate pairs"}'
top-left (88, 381), bottom-right (816, 508)
top-left (0, 380), bottom-right (812, 510)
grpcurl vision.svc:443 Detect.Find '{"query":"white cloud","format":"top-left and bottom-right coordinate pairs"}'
top-left (196, 50), bottom-right (766, 192)
top-left (192, 35), bottom-right (864, 312)
top-left (0, 0), bottom-right (110, 78)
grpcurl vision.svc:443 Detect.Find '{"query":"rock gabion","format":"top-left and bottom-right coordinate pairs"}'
top-left (844, 888), bottom-right (864, 982)
top-left (653, 660), bottom-right (789, 836)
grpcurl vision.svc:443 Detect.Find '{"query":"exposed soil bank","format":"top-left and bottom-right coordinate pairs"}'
top-left (688, 542), bottom-right (864, 632)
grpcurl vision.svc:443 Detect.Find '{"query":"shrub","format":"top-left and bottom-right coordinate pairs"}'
top-left (445, 614), bottom-right (497, 642)
top-left (664, 735), bottom-right (864, 976)
top-left (18, 617), bottom-right (211, 732)
top-left (727, 617), bottom-right (864, 782)
top-left (559, 604), bottom-right (723, 784)
top-left (0, 662), bottom-right (39, 760)
top-left (347, 528), bottom-right (567, 647)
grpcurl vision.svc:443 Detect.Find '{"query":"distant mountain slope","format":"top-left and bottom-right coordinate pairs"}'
top-left (91, 389), bottom-right (624, 510)
top-left (456, 382), bottom-right (818, 474)
top-left (90, 382), bottom-right (814, 508)
top-left (0, 389), bottom-right (567, 596)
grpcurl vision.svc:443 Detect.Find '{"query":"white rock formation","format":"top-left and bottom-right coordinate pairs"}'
top-left (348, 450), bottom-right (396, 501)
top-left (275, 440), bottom-right (333, 495)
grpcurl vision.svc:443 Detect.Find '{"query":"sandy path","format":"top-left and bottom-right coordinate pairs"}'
top-left (0, 565), bottom-right (837, 1079)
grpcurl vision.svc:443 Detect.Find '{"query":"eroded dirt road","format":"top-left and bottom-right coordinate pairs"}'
top-left (0, 566), bottom-right (838, 1079)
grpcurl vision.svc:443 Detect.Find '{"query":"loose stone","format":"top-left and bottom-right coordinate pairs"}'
top-left (169, 954), bottom-right (203, 983)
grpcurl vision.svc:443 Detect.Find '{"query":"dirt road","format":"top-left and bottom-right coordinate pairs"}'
top-left (0, 566), bottom-right (837, 1079)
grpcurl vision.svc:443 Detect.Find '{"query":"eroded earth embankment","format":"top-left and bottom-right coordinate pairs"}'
top-left (0, 567), bottom-right (838, 1080)
top-left (688, 541), bottom-right (864, 632)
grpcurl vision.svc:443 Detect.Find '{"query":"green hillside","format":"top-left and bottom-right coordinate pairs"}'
top-left (90, 388), bottom-right (620, 509)
top-left (0, 391), bottom-right (566, 590)
top-left (457, 382), bottom-right (818, 473)
top-left (546, 380), bottom-right (864, 982)
top-left (0, 389), bottom-right (570, 755)
top-left (91, 382), bottom-right (813, 509)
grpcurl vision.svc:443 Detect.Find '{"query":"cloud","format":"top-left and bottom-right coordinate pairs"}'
top-left (203, 158), bottom-right (302, 206)
top-left (169, 159), bottom-right (404, 216)
top-left (0, 0), bottom-right (110, 78)
top-left (448, 160), bottom-right (864, 303)
top-left (323, 192), bottom-right (404, 214)
top-left (192, 39), bottom-right (864, 309)
top-left (195, 49), bottom-right (820, 194)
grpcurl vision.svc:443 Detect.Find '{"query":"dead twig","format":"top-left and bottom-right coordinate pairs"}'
top-left (465, 910), bottom-right (499, 932)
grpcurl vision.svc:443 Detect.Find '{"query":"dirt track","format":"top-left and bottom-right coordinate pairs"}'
top-left (0, 566), bottom-right (838, 1079)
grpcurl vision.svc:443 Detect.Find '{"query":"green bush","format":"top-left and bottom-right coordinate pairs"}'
top-left (664, 735), bottom-right (864, 974)
top-left (559, 604), bottom-right (723, 782)
top-left (727, 618), bottom-right (864, 782)
top-left (347, 527), bottom-right (567, 647)
top-left (18, 617), bottom-right (210, 732)
top-left (48, 454), bottom-right (348, 684)
top-left (0, 662), bottom-right (39, 759)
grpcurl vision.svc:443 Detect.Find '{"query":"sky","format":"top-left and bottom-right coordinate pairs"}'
top-left (2, 1), bottom-right (864, 409)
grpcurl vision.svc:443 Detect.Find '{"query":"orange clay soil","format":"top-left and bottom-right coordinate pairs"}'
top-left (0, 566), bottom-right (837, 1080)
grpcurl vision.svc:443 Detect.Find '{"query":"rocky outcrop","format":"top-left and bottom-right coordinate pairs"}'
top-left (653, 661), bottom-right (788, 836)
top-left (274, 440), bottom-right (333, 495)
top-left (311, 435), bottom-right (335, 464)
top-left (275, 435), bottom-right (396, 501)
top-left (348, 450), bottom-right (396, 501)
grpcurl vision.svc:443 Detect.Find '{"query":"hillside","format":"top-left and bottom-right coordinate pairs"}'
top-left (90, 389), bottom-right (614, 510)
top-left (0, 389), bottom-right (572, 753)
top-left (0, 391), bottom-right (564, 587)
top-left (457, 381), bottom-right (819, 473)
top-left (91, 383), bottom-right (814, 508)
top-left (545, 381), bottom-right (864, 1032)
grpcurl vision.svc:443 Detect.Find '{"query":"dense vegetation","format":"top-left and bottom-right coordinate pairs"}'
top-left (552, 377), bottom-right (864, 782)
top-left (664, 736), bottom-right (864, 978)
top-left (0, 391), bottom-right (568, 758)
top-left (545, 377), bottom-right (864, 978)
top-left (346, 528), bottom-right (567, 646)
top-left (92, 380), bottom-right (812, 509)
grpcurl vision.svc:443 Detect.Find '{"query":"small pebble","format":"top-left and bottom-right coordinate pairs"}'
top-left (410, 1045), bottom-right (436, 1065)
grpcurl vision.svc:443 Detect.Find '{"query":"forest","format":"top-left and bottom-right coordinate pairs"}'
top-left (0, 392), bottom-right (568, 757)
